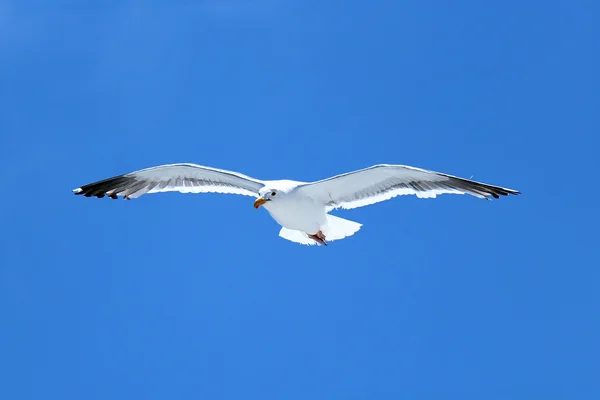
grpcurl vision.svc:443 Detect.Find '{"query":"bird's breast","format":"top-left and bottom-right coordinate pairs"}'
top-left (264, 196), bottom-right (326, 233)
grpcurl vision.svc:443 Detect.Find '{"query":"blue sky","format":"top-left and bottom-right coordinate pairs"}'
top-left (1, 1), bottom-right (598, 398)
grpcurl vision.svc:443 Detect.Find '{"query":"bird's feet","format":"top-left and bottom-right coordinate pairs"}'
top-left (308, 230), bottom-right (327, 246)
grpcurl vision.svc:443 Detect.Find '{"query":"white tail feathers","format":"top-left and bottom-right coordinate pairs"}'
top-left (278, 228), bottom-right (316, 245)
top-left (278, 215), bottom-right (363, 245)
top-left (321, 215), bottom-right (363, 241)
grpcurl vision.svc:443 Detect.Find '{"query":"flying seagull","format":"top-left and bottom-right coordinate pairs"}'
top-left (73, 163), bottom-right (520, 245)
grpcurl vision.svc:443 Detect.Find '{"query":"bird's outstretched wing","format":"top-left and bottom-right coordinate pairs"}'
top-left (72, 163), bottom-right (265, 200)
top-left (296, 164), bottom-right (520, 210)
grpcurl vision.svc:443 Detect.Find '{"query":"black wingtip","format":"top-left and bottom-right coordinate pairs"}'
top-left (72, 175), bottom-right (135, 200)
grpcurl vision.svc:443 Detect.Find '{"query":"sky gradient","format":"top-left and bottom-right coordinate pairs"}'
top-left (1, 1), bottom-right (598, 399)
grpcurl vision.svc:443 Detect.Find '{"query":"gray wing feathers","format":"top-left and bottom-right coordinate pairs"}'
top-left (73, 163), bottom-right (265, 200)
top-left (297, 164), bottom-right (520, 210)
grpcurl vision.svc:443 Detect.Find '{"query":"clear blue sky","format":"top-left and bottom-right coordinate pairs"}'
top-left (1, 1), bottom-right (598, 399)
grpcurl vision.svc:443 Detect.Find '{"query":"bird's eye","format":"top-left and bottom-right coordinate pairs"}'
top-left (271, 191), bottom-right (276, 196)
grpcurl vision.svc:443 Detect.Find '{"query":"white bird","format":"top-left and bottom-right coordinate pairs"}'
top-left (72, 163), bottom-right (520, 245)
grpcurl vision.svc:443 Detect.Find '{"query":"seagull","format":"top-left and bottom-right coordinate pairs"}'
top-left (72, 163), bottom-right (520, 245)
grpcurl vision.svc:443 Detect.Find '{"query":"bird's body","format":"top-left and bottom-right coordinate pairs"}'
top-left (262, 186), bottom-right (326, 234)
top-left (73, 163), bottom-right (520, 246)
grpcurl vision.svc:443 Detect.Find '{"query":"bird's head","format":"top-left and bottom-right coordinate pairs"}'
top-left (254, 188), bottom-right (280, 209)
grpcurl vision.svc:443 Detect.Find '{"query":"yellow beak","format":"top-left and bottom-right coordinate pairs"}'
top-left (254, 198), bottom-right (268, 209)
